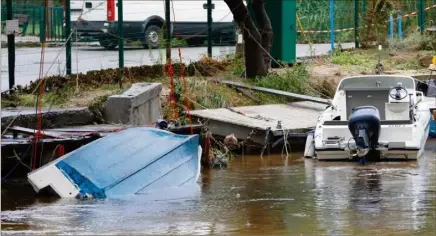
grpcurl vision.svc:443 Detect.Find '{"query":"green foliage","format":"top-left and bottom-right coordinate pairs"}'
top-left (254, 65), bottom-right (310, 95)
top-left (389, 32), bottom-right (436, 51)
top-left (329, 50), bottom-right (372, 65)
top-left (88, 94), bottom-right (111, 124)
top-left (226, 54), bottom-right (245, 76)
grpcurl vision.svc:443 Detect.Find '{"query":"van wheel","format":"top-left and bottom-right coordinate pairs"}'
top-left (143, 25), bottom-right (161, 49)
top-left (99, 38), bottom-right (117, 50)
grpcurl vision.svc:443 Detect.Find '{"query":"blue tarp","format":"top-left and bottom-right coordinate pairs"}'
top-left (55, 128), bottom-right (200, 198)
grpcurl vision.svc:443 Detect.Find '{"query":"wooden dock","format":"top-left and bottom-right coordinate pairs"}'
top-left (190, 101), bottom-right (326, 145)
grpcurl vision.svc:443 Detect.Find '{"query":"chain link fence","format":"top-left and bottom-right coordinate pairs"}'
top-left (297, 0), bottom-right (436, 48)
top-left (1, 3), bottom-right (64, 43)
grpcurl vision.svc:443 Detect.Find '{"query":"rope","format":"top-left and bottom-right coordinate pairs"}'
top-left (169, 0), bottom-right (194, 132)
top-left (32, 0), bottom-right (50, 170)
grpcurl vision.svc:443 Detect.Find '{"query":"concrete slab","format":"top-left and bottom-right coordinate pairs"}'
top-left (190, 102), bottom-right (325, 144)
top-left (105, 83), bottom-right (162, 125)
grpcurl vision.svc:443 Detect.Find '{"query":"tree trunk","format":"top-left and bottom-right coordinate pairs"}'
top-left (223, 0), bottom-right (273, 78)
top-left (252, 0), bottom-right (273, 68)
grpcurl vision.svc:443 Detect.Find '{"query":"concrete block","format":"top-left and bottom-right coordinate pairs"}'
top-left (105, 83), bottom-right (162, 125)
top-left (1, 107), bottom-right (95, 129)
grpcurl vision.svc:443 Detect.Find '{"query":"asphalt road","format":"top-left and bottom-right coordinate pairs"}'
top-left (1, 43), bottom-right (354, 92)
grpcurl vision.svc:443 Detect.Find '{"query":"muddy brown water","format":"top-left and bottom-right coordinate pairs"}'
top-left (1, 140), bottom-right (435, 235)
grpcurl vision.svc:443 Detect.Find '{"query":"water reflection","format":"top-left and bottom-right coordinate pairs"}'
top-left (1, 140), bottom-right (435, 235)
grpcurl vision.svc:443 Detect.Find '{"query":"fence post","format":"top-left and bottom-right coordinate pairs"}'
top-left (418, 0), bottom-right (424, 34)
top-left (398, 10), bottom-right (402, 40)
top-left (6, 0), bottom-right (15, 92)
top-left (65, 0), bottom-right (72, 75)
top-left (389, 14), bottom-right (394, 40)
top-left (206, 0), bottom-right (213, 57)
top-left (329, 0), bottom-right (335, 52)
top-left (165, 0), bottom-right (171, 63)
top-left (32, 8), bottom-right (36, 35)
top-left (354, 0), bottom-right (359, 48)
top-left (118, 0), bottom-right (124, 89)
top-left (39, 7), bottom-right (44, 43)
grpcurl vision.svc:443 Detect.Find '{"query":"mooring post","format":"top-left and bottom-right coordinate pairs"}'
top-left (354, 0), bottom-right (359, 48)
top-left (6, 0), bottom-right (15, 92)
top-left (398, 10), bottom-right (403, 40)
top-left (118, 0), bottom-right (124, 88)
top-left (165, 0), bottom-right (171, 63)
top-left (329, 0), bottom-right (335, 52)
top-left (65, 0), bottom-right (72, 75)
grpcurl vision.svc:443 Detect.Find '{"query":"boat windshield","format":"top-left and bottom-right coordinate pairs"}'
top-left (338, 76), bottom-right (415, 90)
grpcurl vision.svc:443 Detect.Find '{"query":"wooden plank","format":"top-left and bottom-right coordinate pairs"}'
top-left (190, 103), bottom-right (323, 136)
top-left (9, 126), bottom-right (67, 139)
top-left (217, 80), bottom-right (331, 105)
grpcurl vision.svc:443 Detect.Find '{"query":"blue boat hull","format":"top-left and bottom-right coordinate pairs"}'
top-left (430, 118), bottom-right (436, 138)
top-left (28, 127), bottom-right (201, 199)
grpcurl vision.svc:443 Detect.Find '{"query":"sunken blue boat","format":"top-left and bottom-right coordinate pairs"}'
top-left (430, 109), bottom-right (436, 138)
top-left (27, 127), bottom-right (202, 199)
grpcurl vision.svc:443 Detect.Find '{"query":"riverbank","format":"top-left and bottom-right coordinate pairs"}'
top-left (2, 38), bottom-right (434, 125)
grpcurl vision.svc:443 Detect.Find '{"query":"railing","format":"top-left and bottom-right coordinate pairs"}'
top-left (297, 0), bottom-right (436, 47)
top-left (1, 4), bottom-right (65, 43)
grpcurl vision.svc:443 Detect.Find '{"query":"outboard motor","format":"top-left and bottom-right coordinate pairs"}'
top-left (347, 106), bottom-right (381, 157)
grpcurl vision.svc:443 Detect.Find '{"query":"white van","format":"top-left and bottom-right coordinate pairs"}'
top-left (70, 1), bottom-right (108, 41)
top-left (95, 0), bottom-right (236, 49)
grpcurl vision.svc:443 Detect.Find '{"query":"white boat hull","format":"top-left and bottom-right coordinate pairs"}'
top-left (314, 121), bottom-right (430, 160)
top-left (305, 75), bottom-right (432, 161)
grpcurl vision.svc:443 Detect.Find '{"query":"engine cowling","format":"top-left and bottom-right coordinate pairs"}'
top-left (347, 106), bottom-right (381, 157)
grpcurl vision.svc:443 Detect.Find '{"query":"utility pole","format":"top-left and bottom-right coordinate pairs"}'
top-left (165, 0), bottom-right (171, 63)
top-left (204, 0), bottom-right (214, 57)
top-left (118, 0), bottom-right (124, 88)
top-left (6, 0), bottom-right (15, 92)
top-left (65, 0), bottom-right (72, 75)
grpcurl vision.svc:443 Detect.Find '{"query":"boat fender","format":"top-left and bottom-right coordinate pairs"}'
top-left (304, 130), bottom-right (315, 158)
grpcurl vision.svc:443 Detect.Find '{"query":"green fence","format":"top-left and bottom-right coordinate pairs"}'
top-left (297, 0), bottom-right (436, 45)
top-left (1, 4), bottom-right (65, 43)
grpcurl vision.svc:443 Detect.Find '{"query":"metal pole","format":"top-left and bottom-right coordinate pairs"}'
top-left (165, 0), bottom-right (171, 63)
top-left (65, 0), bottom-right (72, 75)
top-left (207, 0), bottom-right (212, 57)
top-left (398, 10), bottom-right (403, 40)
top-left (329, 0), bottom-right (335, 52)
top-left (354, 0), bottom-right (359, 48)
top-left (389, 14), bottom-right (394, 40)
top-left (418, 0), bottom-right (424, 34)
top-left (118, 0), bottom-right (124, 88)
top-left (7, 0), bottom-right (15, 92)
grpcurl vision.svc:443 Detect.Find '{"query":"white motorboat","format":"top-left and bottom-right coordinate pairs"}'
top-left (304, 75), bottom-right (431, 161)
